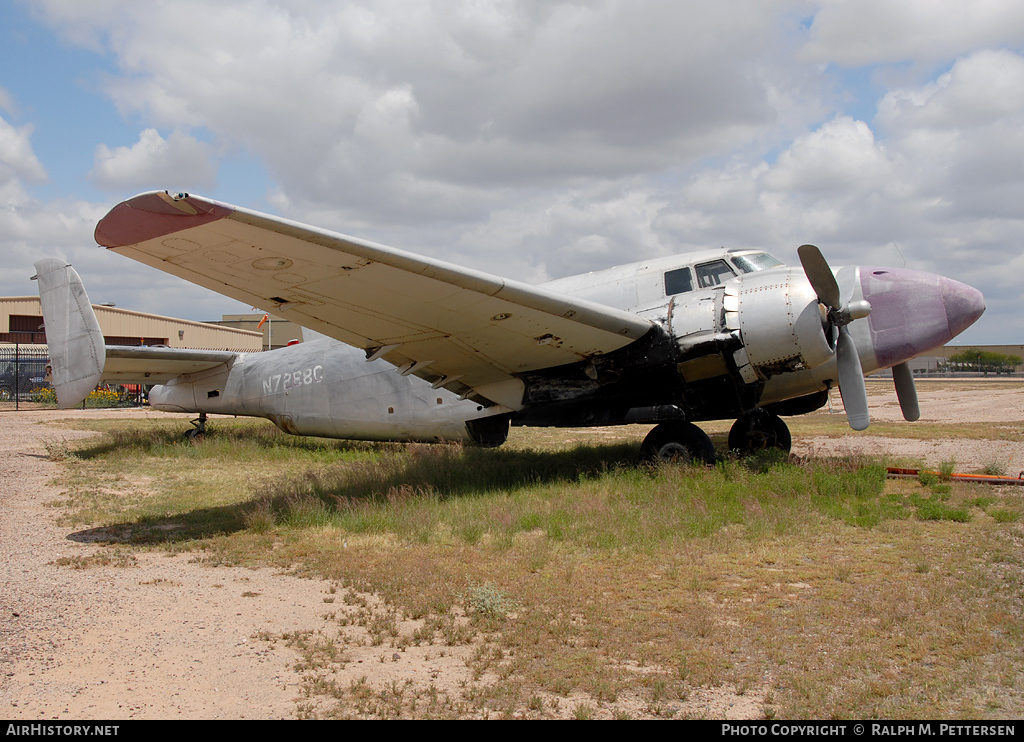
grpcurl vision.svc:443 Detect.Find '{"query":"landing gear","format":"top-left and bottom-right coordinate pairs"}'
top-left (640, 421), bottom-right (716, 464)
top-left (185, 412), bottom-right (207, 442)
top-left (728, 410), bottom-right (791, 456)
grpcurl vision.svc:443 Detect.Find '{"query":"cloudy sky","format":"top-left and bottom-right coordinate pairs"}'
top-left (2, 0), bottom-right (1022, 345)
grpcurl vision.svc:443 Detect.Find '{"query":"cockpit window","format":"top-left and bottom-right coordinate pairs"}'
top-left (731, 252), bottom-right (784, 273)
top-left (664, 267), bottom-right (693, 296)
top-left (695, 260), bottom-right (737, 289)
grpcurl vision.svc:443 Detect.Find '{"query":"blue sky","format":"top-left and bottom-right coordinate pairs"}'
top-left (2, 1), bottom-right (1024, 346)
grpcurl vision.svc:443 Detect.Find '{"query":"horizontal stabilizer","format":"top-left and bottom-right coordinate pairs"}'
top-left (34, 259), bottom-right (105, 408)
top-left (102, 346), bottom-right (237, 384)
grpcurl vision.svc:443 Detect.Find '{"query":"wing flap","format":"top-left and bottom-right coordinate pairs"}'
top-left (97, 192), bottom-right (653, 402)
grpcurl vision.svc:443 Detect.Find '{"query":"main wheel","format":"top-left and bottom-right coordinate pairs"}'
top-left (728, 410), bottom-right (792, 456)
top-left (640, 422), bottom-right (716, 464)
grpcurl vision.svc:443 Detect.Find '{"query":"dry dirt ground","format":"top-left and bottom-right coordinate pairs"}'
top-left (796, 380), bottom-right (1024, 474)
top-left (1, 381), bottom-right (1021, 719)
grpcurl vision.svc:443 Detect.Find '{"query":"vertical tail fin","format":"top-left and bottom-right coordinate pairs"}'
top-left (34, 259), bottom-right (105, 408)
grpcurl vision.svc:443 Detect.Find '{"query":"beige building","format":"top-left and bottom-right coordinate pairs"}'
top-left (934, 345), bottom-right (1024, 363)
top-left (208, 313), bottom-right (305, 350)
top-left (1, 297), bottom-right (262, 351)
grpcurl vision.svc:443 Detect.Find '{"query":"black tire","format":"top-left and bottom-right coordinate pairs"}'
top-left (640, 422), bottom-right (716, 464)
top-left (728, 410), bottom-right (792, 455)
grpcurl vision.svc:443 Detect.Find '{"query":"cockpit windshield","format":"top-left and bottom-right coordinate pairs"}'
top-left (730, 252), bottom-right (784, 273)
top-left (662, 252), bottom-right (785, 298)
top-left (694, 260), bottom-right (737, 289)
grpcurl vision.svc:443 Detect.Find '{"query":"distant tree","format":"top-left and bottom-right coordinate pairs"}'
top-left (945, 348), bottom-right (1023, 374)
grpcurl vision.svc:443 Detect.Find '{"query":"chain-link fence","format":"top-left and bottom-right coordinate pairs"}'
top-left (0, 344), bottom-right (146, 411)
top-left (0, 344), bottom-right (52, 410)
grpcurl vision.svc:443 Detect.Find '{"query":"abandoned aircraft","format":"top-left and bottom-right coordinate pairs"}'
top-left (36, 190), bottom-right (986, 462)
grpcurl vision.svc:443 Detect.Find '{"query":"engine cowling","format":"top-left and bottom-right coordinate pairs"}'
top-left (726, 267), bottom-right (835, 379)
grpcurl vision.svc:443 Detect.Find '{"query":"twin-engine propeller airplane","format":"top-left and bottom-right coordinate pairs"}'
top-left (36, 191), bottom-right (985, 462)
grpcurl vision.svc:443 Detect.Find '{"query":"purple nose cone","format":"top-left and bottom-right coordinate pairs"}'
top-left (941, 275), bottom-right (986, 338)
top-left (860, 268), bottom-right (985, 369)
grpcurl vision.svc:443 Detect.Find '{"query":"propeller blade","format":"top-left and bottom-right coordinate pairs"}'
top-left (892, 362), bottom-right (920, 422)
top-left (798, 244), bottom-right (841, 309)
top-left (836, 327), bottom-right (870, 430)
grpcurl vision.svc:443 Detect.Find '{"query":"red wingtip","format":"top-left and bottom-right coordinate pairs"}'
top-left (94, 192), bottom-right (232, 248)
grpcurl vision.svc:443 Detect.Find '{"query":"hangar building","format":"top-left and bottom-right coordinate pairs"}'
top-left (0, 297), bottom-right (262, 351)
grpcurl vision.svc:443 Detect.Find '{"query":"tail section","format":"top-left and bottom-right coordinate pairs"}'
top-left (34, 259), bottom-right (105, 408)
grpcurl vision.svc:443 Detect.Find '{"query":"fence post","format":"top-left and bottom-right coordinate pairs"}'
top-left (14, 343), bottom-right (19, 412)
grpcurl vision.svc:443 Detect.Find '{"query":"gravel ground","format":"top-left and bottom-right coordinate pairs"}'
top-left (0, 409), bottom-right (332, 719)
top-left (795, 381), bottom-right (1024, 475)
top-left (1, 382), bottom-right (1021, 719)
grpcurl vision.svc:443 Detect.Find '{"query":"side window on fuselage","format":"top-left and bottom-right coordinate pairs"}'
top-left (664, 267), bottom-right (693, 296)
top-left (694, 260), bottom-right (736, 289)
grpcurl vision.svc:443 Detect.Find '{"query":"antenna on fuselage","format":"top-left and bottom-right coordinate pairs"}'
top-left (889, 238), bottom-right (907, 268)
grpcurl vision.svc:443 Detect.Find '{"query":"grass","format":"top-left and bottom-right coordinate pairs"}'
top-left (42, 415), bottom-right (1024, 719)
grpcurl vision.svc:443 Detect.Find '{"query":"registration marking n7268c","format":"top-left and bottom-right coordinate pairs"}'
top-left (263, 365), bottom-right (324, 394)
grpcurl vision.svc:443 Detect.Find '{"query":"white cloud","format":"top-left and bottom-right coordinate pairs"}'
top-left (0, 86), bottom-right (14, 115)
top-left (763, 117), bottom-right (894, 196)
top-left (0, 102), bottom-right (241, 319)
top-left (38, 1), bottom-right (811, 213)
top-left (0, 115), bottom-right (48, 187)
top-left (454, 186), bottom-right (669, 280)
top-left (801, 0), bottom-right (1024, 66)
top-left (0, 182), bottom-right (253, 321)
top-left (878, 50), bottom-right (1024, 130)
top-left (90, 128), bottom-right (217, 192)
top-left (645, 48), bottom-right (1024, 342)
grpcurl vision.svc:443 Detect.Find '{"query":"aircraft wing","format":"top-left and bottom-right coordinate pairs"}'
top-left (95, 192), bottom-right (653, 408)
top-left (102, 346), bottom-right (238, 384)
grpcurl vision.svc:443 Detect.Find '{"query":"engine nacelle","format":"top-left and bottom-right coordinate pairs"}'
top-left (727, 267), bottom-right (835, 379)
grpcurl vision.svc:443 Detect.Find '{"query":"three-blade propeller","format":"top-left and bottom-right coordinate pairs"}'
top-left (797, 244), bottom-right (872, 430)
top-left (797, 244), bottom-right (921, 429)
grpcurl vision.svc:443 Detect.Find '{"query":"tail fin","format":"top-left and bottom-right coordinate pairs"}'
top-left (34, 259), bottom-right (105, 408)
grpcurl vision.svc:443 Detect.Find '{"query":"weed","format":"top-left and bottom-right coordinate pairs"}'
top-left (989, 509), bottom-right (1020, 523)
top-left (51, 550), bottom-right (137, 569)
top-left (44, 437), bottom-right (79, 462)
top-left (573, 702), bottom-right (597, 720)
top-left (981, 461), bottom-right (1008, 476)
top-left (242, 498), bottom-right (277, 532)
top-left (938, 459), bottom-right (957, 481)
top-left (463, 582), bottom-right (514, 619)
top-left (909, 494), bottom-right (971, 522)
